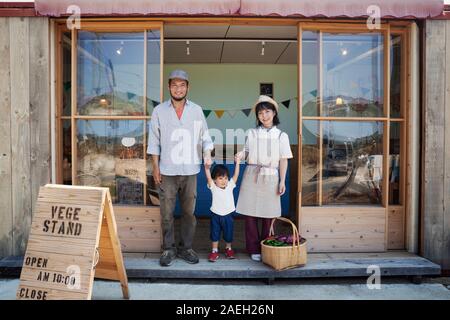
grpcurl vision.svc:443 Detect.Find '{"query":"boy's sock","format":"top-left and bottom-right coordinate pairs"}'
top-left (212, 248), bottom-right (218, 253)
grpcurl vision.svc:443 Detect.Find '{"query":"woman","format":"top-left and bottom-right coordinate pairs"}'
top-left (236, 95), bottom-right (293, 261)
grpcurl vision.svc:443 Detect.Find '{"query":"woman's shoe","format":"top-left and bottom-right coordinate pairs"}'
top-left (250, 254), bottom-right (261, 261)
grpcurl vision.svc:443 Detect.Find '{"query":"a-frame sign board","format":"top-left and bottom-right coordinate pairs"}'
top-left (17, 184), bottom-right (129, 300)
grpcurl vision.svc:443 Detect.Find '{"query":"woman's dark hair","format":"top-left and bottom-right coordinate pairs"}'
top-left (255, 102), bottom-right (280, 127)
top-left (211, 164), bottom-right (230, 179)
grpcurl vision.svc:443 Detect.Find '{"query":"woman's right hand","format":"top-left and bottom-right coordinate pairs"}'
top-left (153, 167), bottom-right (162, 185)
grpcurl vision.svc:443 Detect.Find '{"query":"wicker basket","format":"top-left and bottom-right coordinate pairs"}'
top-left (261, 217), bottom-right (307, 271)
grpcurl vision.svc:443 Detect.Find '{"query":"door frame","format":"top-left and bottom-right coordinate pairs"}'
top-left (52, 17), bottom-right (414, 253)
top-left (297, 22), bottom-right (412, 252)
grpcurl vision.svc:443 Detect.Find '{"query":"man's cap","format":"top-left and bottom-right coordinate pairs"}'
top-left (252, 95), bottom-right (279, 112)
top-left (168, 69), bottom-right (189, 82)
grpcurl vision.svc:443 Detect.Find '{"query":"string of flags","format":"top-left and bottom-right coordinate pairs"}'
top-left (65, 80), bottom-right (377, 119)
top-left (201, 97), bottom-right (299, 119)
top-left (199, 88), bottom-right (318, 119)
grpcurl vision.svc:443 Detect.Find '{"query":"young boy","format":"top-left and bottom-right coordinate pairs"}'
top-left (204, 156), bottom-right (241, 262)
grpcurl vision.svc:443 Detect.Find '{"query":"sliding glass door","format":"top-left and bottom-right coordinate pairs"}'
top-left (298, 24), bottom-right (408, 252)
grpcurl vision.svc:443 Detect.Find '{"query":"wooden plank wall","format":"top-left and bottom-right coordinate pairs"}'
top-left (0, 17), bottom-right (50, 258)
top-left (423, 20), bottom-right (450, 271)
top-left (300, 207), bottom-right (386, 252)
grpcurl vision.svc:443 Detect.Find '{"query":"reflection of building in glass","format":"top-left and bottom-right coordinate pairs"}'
top-left (301, 120), bottom-right (383, 205)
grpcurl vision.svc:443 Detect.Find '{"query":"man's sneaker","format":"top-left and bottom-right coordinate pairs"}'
top-left (160, 249), bottom-right (176, 266)
top-left (178, 248), bottom-right (199, 264)
top-left (225, 248), bottom-right (236, 259)
top-left (250, 254), bottom-right (261, 261)
top-left (208, 251), bottom-right (219, 262)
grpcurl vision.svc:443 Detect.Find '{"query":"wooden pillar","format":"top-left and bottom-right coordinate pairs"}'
top-left (0, 17), bottom-right (51, 258)
top-left (422, 20), bottom-right (450, 271)
top-left (0, 18), bottom-right (13, 258)
top-left (10, 17), bottom-right (32, 256)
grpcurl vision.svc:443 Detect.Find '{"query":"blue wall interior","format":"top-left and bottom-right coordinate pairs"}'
top-left (174, 162), bottom-right (291, 217)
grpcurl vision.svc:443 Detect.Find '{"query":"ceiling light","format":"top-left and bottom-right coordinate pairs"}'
top-left (116, 41), bottom-right (124, 55)
top-left (261, 41), bottom-right (265, 56)
top-left (186, 40), bottom-right (190, 56)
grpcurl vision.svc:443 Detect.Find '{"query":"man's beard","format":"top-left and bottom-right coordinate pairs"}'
top-left (171, 93), bottom-right (187, 102)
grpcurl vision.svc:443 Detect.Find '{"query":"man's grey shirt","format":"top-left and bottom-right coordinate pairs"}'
top-left (147, 99), bottom-right (214, 176)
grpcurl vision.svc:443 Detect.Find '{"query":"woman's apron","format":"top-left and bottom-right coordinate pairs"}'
top-left (236, 130), bottom-right (282, 218)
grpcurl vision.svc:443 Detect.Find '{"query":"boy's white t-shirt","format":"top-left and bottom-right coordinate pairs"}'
top-left (208, 179), bottom-right (236, 216)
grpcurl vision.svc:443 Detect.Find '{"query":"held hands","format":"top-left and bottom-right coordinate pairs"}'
top-left (235, 151), bottom-right (245, 162)
top-left (234, 154), bottom-right (241, 164)
top-left (204, 155), bottom-right (213, 168)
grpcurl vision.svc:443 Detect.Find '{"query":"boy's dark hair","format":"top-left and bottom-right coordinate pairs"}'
top-left (211, 164), bottom-right (230, 179)
top-left (255, 102), bottom-right (280, 127)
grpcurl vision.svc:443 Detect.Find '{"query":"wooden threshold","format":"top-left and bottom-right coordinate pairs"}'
top-left (0, 252), bottom-right (441, 279)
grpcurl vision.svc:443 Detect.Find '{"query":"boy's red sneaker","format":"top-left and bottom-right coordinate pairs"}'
top-left (225, 248), bottom-right (236, 259)
top-left (208, 251), bottom-right (219, 262)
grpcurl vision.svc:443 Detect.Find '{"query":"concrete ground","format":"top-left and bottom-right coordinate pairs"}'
top-left (2, 277), bottom-right (450, 300)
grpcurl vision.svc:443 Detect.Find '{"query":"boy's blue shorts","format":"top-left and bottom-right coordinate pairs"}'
top-left (210, 212), bottom-right (234, 243)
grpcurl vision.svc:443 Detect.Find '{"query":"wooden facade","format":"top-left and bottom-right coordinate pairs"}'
top-left (422, 19), bottom-right (450, 271)
top-left (0, 17), bottom-right (51, 257)
top-left (0, 13), bottom-right (449, 272)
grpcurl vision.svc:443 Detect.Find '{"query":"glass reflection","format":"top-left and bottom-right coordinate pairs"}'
top-left (146, 30), bottom-right (161, 116)
top-left (77, 32), bottom-right (146, 116)
top-left (389, 122), bottom-right (401, 204)
top-left (322, 121), bottom-right (383, 205)
top-left (302, 31), bottom-right (319, 117)
top-left (322, 33), bottom-right (384, 117)
top-left (390, 35), bottom-right (402, 118)
top-left (62, 32), bottom-right (71, 116)
top-left (302, 121), bottom-right (320, 206)
top-left (62, 120), bottom-right (72, 184)
top-left (76, 120), bottom-right (145, 204)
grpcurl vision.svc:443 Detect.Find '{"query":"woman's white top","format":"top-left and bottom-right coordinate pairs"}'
top-left (244, 126), bottom-right (293, 175)
top-left (208, 179), bottom-right (236, 216)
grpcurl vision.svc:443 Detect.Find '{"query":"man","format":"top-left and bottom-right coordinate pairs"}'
top-left (147, 70), bottom-right (214, 266)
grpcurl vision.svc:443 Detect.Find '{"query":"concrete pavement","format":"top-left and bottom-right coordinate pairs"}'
top-left (1, 278), bottom-right (450, 300)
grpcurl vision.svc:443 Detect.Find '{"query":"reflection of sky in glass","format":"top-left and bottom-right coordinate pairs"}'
top-left (147, 30), bottom-right (161, 111)
top-left (77, 32), bottom-right (145, 106)
top-left (77, 120), bottom-right (143, 139)
top-left (322, 33), bottom-right (384, 104)
top-left (302, 31), bottom-right (319, 116)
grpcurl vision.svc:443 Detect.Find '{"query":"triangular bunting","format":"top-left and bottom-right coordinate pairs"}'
top-left (214, 110), bottom-right (225, 119)
top-left (242, 109), bottom-right (252, 117)
top-left (203, 110), bottom-right (212, 118)
top-left (227, 110), bottom-right (238, 118)
top-left (310, 89), bottom-right (318, 97)
top-left (151, 100), bottom-right (160, 107)
top-left (282, 100), bottom-right (291, 109)
top-left (127, 92), bottom-right (136, 100)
